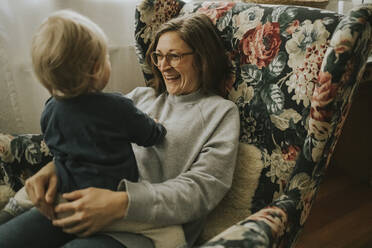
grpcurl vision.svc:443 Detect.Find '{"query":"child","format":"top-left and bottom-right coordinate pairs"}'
top-left (0, 10), bottom-right (186, 248)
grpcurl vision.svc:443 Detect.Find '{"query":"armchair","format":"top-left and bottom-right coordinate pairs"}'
top-left (134, 1), bottom-right (372, 247)
top-left (1, 1), bottom-right (371, 247)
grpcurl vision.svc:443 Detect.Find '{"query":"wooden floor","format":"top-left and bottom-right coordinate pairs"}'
top-left (296, 167), bottom-right (372, 248)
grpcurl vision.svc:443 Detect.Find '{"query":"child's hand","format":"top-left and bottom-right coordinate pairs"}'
top-left (25, 161), bottom-right (57, 220)
top-left (38, 201), bottom-right (56, 220)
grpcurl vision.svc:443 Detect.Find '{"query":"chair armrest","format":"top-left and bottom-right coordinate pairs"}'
top-left (199, 206), bottom-right (289, 247)
top-left (0, 134), bottom-right (52, 192)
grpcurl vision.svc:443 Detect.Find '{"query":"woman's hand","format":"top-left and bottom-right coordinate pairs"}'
top-left (52, 187), bottom-right (128, 237)
top-left (25, 161), bottom-right (57, 220)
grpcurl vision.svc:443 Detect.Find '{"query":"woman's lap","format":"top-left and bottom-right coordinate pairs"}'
top-left (0, 207), bottom-right (74, 248)
top-left (62, 235), bottom-right (126, 248)
top-left (0, 207), bottom-right (126, 248)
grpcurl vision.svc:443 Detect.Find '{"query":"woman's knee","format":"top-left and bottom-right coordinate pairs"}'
top-left (62, 235), bottom-right (126, 248)
top-left (0, 208), bottom-right (73, 248)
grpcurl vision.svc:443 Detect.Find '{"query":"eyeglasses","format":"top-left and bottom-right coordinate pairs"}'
top-left (150, 51), bottom-right (194, 67)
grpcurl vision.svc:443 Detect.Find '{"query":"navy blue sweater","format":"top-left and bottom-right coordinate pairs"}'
top-left (41, 92), bottom-right (166, 193)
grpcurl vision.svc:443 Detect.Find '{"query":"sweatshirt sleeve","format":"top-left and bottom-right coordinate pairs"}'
top-left (119, 104), bottom-right (240, 226)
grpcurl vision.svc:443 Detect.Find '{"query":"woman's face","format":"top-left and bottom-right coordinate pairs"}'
top-left (155, 31), bottom-right (200, 95)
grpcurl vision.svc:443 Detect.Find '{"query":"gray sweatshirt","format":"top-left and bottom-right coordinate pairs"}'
top-left (113, 87), bottom-right (240, 247)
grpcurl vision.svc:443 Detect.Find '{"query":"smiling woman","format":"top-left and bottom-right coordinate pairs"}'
top-left (0, 0), bottom-right (143, 134)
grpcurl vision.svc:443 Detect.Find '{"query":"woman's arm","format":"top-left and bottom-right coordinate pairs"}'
top-left (26, 164), bottom-right (129, 237)
top-left (27, 161), bottom-right (129, 236)
top-left (52, 188), bottom-right (128, 237)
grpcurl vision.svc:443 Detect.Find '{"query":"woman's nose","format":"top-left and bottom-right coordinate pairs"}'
top-left (158, 57), bottom-right (171, 71)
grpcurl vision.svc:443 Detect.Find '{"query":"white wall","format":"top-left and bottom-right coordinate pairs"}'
top-left (0, 0), bottom-right (145, 134)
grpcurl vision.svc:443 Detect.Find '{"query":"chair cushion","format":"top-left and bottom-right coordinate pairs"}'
top-left (198, 142), bottom-right (264, 243)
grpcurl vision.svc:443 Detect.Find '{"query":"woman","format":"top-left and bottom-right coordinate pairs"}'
top-left (0, 13), bottom-right (240, 248)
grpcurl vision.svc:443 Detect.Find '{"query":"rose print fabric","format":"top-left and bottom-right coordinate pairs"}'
top-left (1, 1), bottom-right (371, 247)
top-left (134, 1), bottom-right (372, 247)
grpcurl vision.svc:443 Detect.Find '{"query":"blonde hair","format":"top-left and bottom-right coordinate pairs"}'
top-left (31, 10), bottom-right (108, 99)
top-left (146, 13), bottom-right (232, 96)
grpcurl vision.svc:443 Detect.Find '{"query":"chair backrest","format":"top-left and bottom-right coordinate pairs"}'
top-left (135, 0), bottom-right (372, 244)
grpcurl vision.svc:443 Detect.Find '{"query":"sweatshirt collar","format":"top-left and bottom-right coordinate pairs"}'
top-left (167, 88), bottom-right (205, 103)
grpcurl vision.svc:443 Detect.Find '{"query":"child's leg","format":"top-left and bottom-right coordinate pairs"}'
top-left (0, 210), bottom-right (13, 224)
top-left (0, 186), bottom-right (33, 224)
top-left (0, 207), bottom-right (75, 248)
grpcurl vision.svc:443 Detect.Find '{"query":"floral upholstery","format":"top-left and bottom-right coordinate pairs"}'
top-left (0, 1), bottom-right (371, 247)
top-left (0, 134), bottom-right (51, 192)
top-left (135, 1), bottom-right (372, 247)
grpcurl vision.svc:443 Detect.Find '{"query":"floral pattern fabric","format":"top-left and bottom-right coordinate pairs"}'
top-left (0, 1), bottom-right (371, 247)
top-left (134, 1), bottom-right (372, 247)
top-left (0, 134), bottom-right (52, 192)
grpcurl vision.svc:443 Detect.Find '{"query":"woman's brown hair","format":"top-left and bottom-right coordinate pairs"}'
top-left (145, 13), bottom-right (232, 96)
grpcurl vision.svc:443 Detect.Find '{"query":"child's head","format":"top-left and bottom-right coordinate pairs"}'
top-left (31, 10), bottom-right (110, 99)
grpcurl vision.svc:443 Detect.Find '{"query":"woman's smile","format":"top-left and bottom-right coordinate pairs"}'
top-left (163, 72), bottom-right (181, 82)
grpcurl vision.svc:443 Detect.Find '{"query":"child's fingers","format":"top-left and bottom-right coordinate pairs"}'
top-left (45, 176), bottom-right (58, 204)
top-left (38, 202), bottom-right (55, 220)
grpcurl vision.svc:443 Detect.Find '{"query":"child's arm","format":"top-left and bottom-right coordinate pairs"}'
top-left (40, 96), bottom-right (54, 135)
top-left (119, 97), bottom-right (166, 147)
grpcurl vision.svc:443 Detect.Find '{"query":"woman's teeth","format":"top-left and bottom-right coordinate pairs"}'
top-left (165, 75), bottom-right (179, 80)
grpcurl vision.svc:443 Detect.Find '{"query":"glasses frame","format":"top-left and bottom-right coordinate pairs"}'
top-left (150, 51), bottom-right (194, 67)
